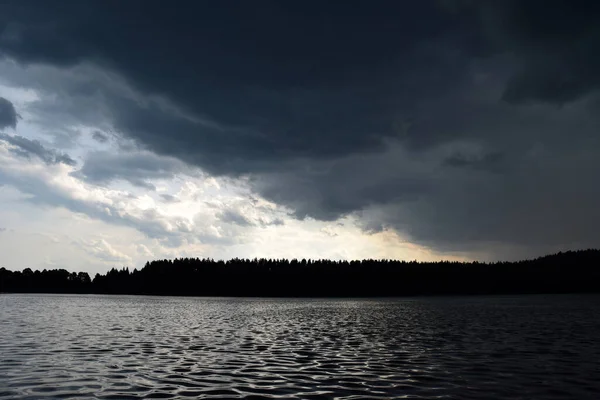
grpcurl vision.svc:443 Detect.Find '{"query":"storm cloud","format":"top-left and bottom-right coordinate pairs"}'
top-left (0, 97), bottom-right (17, 130)
top-left (74, 151), bottom-right (194, 190)
top-left (91, 131), bottom-right (108, 143)
top-left (0, 133), bottom-right (77, 166)
top-left (1, 0), bottom-right (599, 259)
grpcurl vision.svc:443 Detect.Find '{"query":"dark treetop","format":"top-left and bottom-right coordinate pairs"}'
top-left (1, 250), bottom-right (599, 297)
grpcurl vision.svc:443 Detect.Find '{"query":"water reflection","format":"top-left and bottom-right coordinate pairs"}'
top-left (1, 294), bottom-right (599, 399)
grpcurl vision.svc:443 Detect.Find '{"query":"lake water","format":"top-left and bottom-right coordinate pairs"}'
top-left (1, 294), bottom-right (599, 399)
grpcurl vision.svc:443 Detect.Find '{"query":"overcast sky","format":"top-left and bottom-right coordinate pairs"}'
top-left (1, 1), bottom-right (599, 274)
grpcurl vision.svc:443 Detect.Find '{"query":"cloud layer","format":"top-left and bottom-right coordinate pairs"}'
top-left (1, 0), bottom-right (599, 264)
top-left (0, 96), bottom-right (17, 129)
top-left (1, 133), bottom-right (76, 165)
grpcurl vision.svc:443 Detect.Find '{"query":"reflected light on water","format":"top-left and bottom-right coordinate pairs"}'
top-left (1, 294), bottom-right (600, 399)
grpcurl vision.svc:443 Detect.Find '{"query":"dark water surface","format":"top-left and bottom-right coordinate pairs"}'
top-left (1, 294), bottom-right (600, 399)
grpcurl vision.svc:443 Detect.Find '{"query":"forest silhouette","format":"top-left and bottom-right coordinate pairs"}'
top-left (1, 250), bottom-right (599, 297)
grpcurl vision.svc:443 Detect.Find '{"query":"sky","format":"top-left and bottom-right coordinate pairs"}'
top-left (1, 0), bottom-right (599, 274)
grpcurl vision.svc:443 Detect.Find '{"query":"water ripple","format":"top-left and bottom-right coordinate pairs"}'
top-left (1, 294), bottom-right (600, 399)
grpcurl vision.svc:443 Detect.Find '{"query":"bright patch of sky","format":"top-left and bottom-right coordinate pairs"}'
top-left (0, 62), bottom-right (461, 274)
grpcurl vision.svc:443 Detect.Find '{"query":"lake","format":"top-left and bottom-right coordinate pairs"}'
top-left (1, 294), bottom-right (599, 399)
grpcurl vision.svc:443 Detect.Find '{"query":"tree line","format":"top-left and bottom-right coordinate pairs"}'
top-left (1, 249), bottom-right (599, 297)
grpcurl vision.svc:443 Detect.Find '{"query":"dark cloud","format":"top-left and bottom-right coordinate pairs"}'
top-left (0, 1), bottom-right (484, 173)
top-left (251, 106), bottom-right (600, 259)
top-left (2, 2), bottom-right (597, 154)
top-left (1, 1), bottom-right (600, 257)
top-left (474, 0), bottom-right (600, 105)
top-left (73, 151), bottom-right (193, 189)
top-left (0, 133), bottom-right (76, 165)
top-left (91, 131), bottom-right (108, 143)
top-left (0, 97), bottom-right (17, 130)
top-left (443, 151), bottom-right (504, 172)
top-left (358, 144), bottom-right (600, 260)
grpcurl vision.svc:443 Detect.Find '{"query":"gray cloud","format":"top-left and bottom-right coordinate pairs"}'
top-left (216, 205), bottom-right (284, 228)
top-left (0, 97), bottom-right (17, 130)
top-left (74, 151), bottom-right (194, 189)
top-left (0, 133), bottom-right (76, 165)
top-left (250, 101), bottom-right (600, 259)
top-left (217, 209), bottom-right (254, 227)
top-left (358, 146), bottom-right (600, 261)
top-left (51, 128), bottom-right (82, 149)
top-left (0, 2), bottom-right (483, 174)
top-left (1, 1), bottom-right (599, 258)
top-left (262, 217), bottom-right (284, 227)
top-left (443, 151), bottom-right (504, 172)
top-left (159, 194), bottom-right (179, 203)
top-left (471, 0), bottom-right (600, 105)
top-left (91, 131), bottom-right (108, 143)
top-left (251, 144), bottom-right (437, 222)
